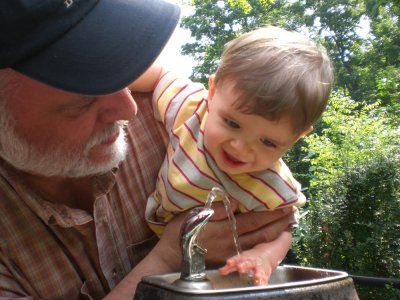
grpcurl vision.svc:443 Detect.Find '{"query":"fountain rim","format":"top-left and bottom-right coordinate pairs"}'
top-left (140, 264), bottom-right (350, 295)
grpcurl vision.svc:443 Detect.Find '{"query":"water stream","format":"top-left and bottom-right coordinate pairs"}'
top-left (205, 187), bottom-right (242, 257)
top-left (205, 187), bottom-right (256, 285)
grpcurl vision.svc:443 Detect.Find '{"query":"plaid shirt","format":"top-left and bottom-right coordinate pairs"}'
top-left (0, 93), bottom-right (166, 300)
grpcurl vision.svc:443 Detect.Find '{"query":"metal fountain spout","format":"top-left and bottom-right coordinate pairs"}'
top-left (173, 206), bottom-right (215, 290)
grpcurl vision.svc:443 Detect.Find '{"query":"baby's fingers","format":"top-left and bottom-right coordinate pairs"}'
top-left (218, 264), bottom-right (238, 275)
top-left (218, 256), bottom-right (241, 274)
top-left (223, 255), bottom-right (257, 274)
top-left (253, 269), bottom-right (269, 286)
top-left (235, 258), bottom-right (257, 273)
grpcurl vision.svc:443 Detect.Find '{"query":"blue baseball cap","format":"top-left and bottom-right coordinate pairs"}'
top-left (0, 0), bottom-right (180, 95)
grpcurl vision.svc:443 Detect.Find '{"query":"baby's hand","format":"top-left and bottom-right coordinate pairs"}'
top-left (218, 247), bottom-right (275, 286)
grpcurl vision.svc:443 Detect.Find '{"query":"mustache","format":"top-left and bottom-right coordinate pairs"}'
top-left (83, 120), bottom-right (128, 155)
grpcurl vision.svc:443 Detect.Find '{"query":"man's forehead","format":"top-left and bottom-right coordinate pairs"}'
top-left (0, 69), bottom-right (40, 94)
top-left (0, 69), bottom-right (82, 112)
top-left (0, 68), bottom-right (18, 84)
top-left (2, 69), bottom-right (72, 96)
top-left (6, 69), bottom-right (40, 84)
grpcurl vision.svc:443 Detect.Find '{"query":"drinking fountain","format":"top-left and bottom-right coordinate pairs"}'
top-left (172, 206), bottom-right (215, 290)
top-left (134, 189), bottom-right (359, 299)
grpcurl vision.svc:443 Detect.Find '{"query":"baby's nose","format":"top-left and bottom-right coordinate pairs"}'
top-left (230, 139), bottom-right (252, 154)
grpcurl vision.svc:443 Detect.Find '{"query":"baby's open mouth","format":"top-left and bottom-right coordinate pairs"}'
top-left (222, 150), bottom-right (245, 165)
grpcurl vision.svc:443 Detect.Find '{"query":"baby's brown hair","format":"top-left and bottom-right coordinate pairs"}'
top-left (214, 26), bottom-right (334, 132)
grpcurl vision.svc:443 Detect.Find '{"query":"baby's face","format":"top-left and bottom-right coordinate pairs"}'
top-left (204, 79), bottom-right (303, 175)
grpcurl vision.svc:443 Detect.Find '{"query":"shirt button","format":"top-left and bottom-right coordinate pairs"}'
top-left (112, 268), bottom-right (118, 279)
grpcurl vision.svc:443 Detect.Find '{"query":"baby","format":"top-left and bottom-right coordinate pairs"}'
top-left (130, 25), bottom-right (333, 284)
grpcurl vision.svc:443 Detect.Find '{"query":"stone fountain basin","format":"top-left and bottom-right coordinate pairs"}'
top-left (134, 265), bottom-right (359, 299)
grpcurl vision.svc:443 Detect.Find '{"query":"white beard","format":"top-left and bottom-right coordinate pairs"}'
top-left (0, 101), bottom-right (128, 178)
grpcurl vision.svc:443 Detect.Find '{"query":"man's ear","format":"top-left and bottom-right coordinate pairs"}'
top-left (207, 74), bottom-right (216, 101)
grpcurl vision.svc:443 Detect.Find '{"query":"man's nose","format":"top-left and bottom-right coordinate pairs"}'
top-left (97, 88), bottom-right (137, 123)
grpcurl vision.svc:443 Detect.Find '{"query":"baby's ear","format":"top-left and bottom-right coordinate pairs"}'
top-left (296, 126), bottom-right (313, 141)
top-left (301, 126), bottom-right (313, 137)
top-left (207, 74), bottom-right (216, 101)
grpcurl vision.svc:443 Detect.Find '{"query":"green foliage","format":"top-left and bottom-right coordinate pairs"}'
top-left (226, 0), bottom-right (252, 14)
top-left (304, 91), bottom-right (398, 188)
top-left (296, 155), bottom-right (400, 300)
top-left (301, 156), bottom-right (400, 273)
top-left (180, 0), bottom-right (400, 116)
top-left (356, 1), bottom-right (400, 111)
top-left (292, 92), bottom-right (400, 299)
top-left (180, 0), bottom-right (293, 84)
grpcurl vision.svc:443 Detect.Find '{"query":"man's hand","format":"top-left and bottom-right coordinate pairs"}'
top-left (145, 202), bottom-right (294, 272)
top-left (104, 213), bottom-right (185, 299)
top-left (104, 204), bottom-right (293, 299)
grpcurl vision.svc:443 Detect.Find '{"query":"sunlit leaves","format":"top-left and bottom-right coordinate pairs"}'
top-left (305, 90), bottom-right (399, 188)
top-left (227, 0), bottom-right (252, 14)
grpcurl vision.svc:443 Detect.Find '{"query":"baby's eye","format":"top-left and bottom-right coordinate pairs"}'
top-left (224, 118), bottom-right (240, 129)
top-left (261, 138), bottom-right (276, 148)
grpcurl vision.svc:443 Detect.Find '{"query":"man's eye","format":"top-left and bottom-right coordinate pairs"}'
top-left (224, 118), bottom-right (240, 129)
top-left (80, 97), bottom-right (96, 108)
top-left (261, 138), bottom-right (276, 148)
top-left (61, 98), bottom-right (96, 117)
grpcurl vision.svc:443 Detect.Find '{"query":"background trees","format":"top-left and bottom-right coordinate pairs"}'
top-left (179, 1), bottom-right (399, 298)
top-left (181, 0), bottom-right (399, 113)
top-left (294, 94), bottom-right (399, 299)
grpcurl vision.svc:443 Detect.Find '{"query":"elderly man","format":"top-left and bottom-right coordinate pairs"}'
top-left (0, 0), bottom-right (293, 299)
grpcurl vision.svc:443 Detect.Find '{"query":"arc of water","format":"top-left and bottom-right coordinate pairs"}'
top-left (205, 187), bottom-right (242, 257)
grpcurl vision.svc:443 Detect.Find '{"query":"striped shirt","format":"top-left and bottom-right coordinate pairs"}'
top-left (146, 72), bottom-right (305, 235)
top-left (0, 93), bottom-right (165, 300)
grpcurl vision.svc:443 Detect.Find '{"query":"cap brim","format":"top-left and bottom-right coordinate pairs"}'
top-left (13, 0), bottom-right (180, 95)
